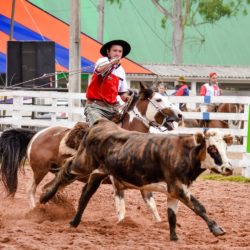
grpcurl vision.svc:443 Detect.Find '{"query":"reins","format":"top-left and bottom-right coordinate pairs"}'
top-left (131, 108), bottom-right (168, 132)
top-left (147, 97), bottom-right (170, 131)
top-left (118, 91), bottom-right (135, 121)
top-left (126, 96), bottom-right (170, 132)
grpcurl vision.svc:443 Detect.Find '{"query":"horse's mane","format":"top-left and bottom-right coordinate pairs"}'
top-left (126, 86), bottom-right (154, 112)
top-left (139, 85), bottom-right (154, 100)
top-left (65, 122), bottom-right (89, 150)
top-left (127, 89), bottom-right (139, 112)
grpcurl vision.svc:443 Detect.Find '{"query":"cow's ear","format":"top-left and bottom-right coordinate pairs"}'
top-left (204, 129), bottom-right (216, 138)
top-left (194, 132), bottom-right (205, 145)
top-left (75, 122), bottom-right (89, 130)
top-left (224, 134), bottom-right (233, 146)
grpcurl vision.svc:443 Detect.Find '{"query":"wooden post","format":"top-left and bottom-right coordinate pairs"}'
top-left (68, 0), bottom-right (81, 121)
top-left (97, 0), bottom-right (104, 43)
top-left (10, 0), bottom-right (16, 41)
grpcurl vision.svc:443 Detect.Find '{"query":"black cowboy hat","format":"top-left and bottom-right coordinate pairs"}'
top-left (100, 40), bottom-right (131, 58)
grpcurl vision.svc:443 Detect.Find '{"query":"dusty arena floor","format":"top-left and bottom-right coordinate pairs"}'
top-left (0, 166), bottom-right (250, 250)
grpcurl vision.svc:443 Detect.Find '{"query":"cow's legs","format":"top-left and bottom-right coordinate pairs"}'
top-left (70, 172), bottom-right (107, 227)
top-left (141, 190), bottom-right (161, 222)
top-left (176, 187), bottom-right (225, 237)
top-left (167, 197), bottom-right (179, 241)
top-left (114, 189), bottom-right (126, 222)
top-left (189, 195), bottom-right (225, 236)
top-left (109, 177), bottom-right (126, 222)
top-left (40, 162), bottom-right (77, 204)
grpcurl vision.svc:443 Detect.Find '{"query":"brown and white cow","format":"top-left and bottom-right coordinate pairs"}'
top-left (52, 119), bottom-right (233, 241)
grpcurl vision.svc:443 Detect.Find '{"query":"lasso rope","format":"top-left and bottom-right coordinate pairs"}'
top-left (4, 65), bottom-right (95, 89)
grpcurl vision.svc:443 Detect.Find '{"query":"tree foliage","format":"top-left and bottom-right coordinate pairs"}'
top-left (107, 0), bottom-right (122, 8)
top-left (107, 0), bottom-right (250, 26)
top-left (197, 0), bottom-right (249, 24)
top-left (107, 0), bottom-right (250, 63)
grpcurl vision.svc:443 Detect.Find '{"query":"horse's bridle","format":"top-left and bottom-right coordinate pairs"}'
top-left (147, 97), bottom-right (172, 130)
top-left (130, 97), bottom-right (172, 132)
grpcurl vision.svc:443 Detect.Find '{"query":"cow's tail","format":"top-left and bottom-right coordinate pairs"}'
top-left (0, 128), bottom-right (37, 196)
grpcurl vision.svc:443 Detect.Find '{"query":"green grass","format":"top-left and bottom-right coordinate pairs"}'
top-left (201, 174), bottom-right (250, 183)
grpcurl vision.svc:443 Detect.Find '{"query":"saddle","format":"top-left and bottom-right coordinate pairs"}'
top-left (64, 122), bottom-right (89, 150)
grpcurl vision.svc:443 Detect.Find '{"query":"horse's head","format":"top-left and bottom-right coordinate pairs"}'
top-left (217, 103), bottom-right (243, 127)
top-left (217, 103), bottom-right (241, 113)
top-left (196, 129), bottom-right (233, 176)
top-left (135, 82), bottom-right (183, 130)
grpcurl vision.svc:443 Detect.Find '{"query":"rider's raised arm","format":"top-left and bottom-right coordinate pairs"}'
top-left (95, 57), bottom-right (120, 77)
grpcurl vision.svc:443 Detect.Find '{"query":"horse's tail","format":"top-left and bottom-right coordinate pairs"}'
top-left (0, 128), bottom-right (37, 196)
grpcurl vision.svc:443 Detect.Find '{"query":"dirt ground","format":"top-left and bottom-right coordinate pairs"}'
top-left (0, 166), bottom-right (250, 250)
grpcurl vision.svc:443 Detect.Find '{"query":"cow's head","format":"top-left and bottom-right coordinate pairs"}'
top-left (195, 129), bottom-right (233, 176)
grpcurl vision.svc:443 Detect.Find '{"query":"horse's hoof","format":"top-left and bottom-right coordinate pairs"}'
top-left (153, 216), bottom-right (162, 223)
top-left (117, 212), bottom-right (125, 223)
top-left (211, 225), bottom-right (226, 236)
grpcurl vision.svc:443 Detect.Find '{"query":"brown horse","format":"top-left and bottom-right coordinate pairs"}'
top-left (217, 103), bottom-right (244, 144)
top-left (207, 103), bottom-right (242, 128)
top-left (179, 104), bottom-right (200, 128)
top-left (180, 103), bottom-right (241, 129)
top-left (0, 82), bottom-right (182, 222)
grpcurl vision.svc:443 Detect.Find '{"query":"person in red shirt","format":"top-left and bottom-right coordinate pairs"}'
top-left (175, 76), bottom-right (189, 96)
top-left (200, 72), bottom-right (221, 113)
top-left (174, 76), bottom-right (189, 110)
top-left (200, 72), bottom-right (221, 97)
top-left (85, 40), bottom-right (132, 126)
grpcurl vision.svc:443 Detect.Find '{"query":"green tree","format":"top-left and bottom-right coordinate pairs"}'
top-left (108, 0), bottom-right (250, 64)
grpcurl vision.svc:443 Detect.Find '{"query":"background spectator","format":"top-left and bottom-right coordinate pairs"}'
top-left (200, 72), bottom-right (221, 113)
top-left (200, 72), bottom-right (221, 96)
top-left (158, 83), bottom-right (168, 96)
top-left (175, 76), bottom-right (189, 96)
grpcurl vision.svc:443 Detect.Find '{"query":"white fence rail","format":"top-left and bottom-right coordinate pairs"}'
top-left (0, 90), bottom-right (86, 127)
top-left (167, 96), bottom-right (249, 149)
top-left (0, 90), bottom-right (249, 176)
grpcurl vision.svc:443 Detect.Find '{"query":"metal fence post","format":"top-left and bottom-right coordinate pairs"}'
top-left (242, 105), bottom-right (250, 178)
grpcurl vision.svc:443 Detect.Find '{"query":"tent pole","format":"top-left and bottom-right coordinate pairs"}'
top-left (10, 0), bottom-right (16, 40)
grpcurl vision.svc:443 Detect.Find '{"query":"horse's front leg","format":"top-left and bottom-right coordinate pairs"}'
top-left (175, 186), bottom-right (225, 237)
top-left (141, 190), bottom-right (161, 222)
top-left (27, 177), bottom-right (38, 209)
top-left (110, 176), bottom-right (126, 222)
top-left (70, 172), bottom-right (107, 227)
